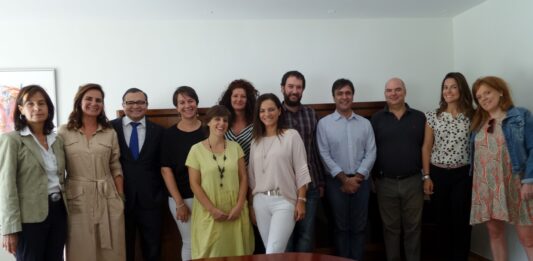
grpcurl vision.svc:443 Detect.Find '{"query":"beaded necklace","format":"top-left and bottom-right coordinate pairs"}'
top-left (208, 138), bottom-right (227, 187)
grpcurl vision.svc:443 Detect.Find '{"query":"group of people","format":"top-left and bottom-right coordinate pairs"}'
top-left (0, 71), bottom-right (531, 261)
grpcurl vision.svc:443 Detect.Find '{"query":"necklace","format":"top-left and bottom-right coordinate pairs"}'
top-left (262, 137), bottom-right (275, 159)
top-left (261, 136), bottom-right (276, 174)
top-left (208, 138), bottom-right (227, 187)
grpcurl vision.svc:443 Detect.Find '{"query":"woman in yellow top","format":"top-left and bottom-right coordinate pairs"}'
top-left (186, 105), bottom-right (254, 258)
top-left (58, 83), bottom-right (125, 261)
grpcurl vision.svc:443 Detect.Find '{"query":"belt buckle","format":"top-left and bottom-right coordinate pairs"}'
top-left (265, 189), bottom-right (280, 196)
top-left (50, 192), bottom-right (62, 202)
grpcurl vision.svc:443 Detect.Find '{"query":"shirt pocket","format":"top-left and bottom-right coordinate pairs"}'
top-left (507, 120), bottom-right (526, 168)
top-left (63, 140), bottom-right (81, 155)
top-left (94, 141), bottom-right (112, 158)
top-left (66, 185), bottom-right (84, 215)
top-left (103, 180), bottom-right (124, 216)
top-left (93, 141), bottom-right (113, 176)
top-left (508, 120), bottom-right (525, 143)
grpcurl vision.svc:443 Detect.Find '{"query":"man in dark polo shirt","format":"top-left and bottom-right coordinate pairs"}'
top-left (371, 78), bottom-right (426, 261)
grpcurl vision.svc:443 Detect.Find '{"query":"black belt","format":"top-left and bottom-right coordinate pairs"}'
top-left (49, 192), bottom-right (62, 202)
top-left (381, 172), bottom-right (418, 180)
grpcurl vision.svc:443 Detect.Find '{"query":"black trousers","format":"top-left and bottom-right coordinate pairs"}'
top-left (430, 164), bottom-right (472, 261)
top-left (125, 205), bottom-right (162, 261)
top-left (16, 196), bottom-right (67, 261)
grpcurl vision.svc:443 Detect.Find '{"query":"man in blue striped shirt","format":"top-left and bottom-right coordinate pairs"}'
top-left (317, 78), bottom-right (376, 260)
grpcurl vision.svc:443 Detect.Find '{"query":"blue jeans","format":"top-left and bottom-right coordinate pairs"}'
top-left (286, 185), bottom-right (320, 252)
top-left (326, 176), bottom-right (370, 260)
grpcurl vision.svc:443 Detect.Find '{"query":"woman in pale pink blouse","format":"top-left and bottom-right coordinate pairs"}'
top-left (248, 93), bottom-right (311, 254)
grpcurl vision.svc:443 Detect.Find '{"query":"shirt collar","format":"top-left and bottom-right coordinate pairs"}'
top-left (20, 126), bottom-right (32, 136)
top-left (123, 116), bottom-right (146, 127)
top-left (440, 111), bottom-right (466, 120)
top-left (384, 103), bottom-right (412, 114)
top-left (332, 110), bottom-right (357, 121)
top-left (282, 102), bottom-right (302, 113)
top-left (19, 126), bottom-right (57, 146)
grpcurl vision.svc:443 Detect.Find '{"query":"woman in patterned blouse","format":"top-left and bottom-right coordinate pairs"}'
top-left (218, 79), bottom-right (259, 166)
top-left (421, 72), bottom-right (474, 261)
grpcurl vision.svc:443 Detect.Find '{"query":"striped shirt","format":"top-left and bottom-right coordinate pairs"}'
top-left (225, 124), bottom-right (253, 165)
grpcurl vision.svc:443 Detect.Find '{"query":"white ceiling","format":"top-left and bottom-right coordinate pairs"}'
top-left (1, 0), bottom-right (485, 21)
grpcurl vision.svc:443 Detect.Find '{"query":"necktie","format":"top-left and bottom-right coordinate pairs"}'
top-left (130, 122), bottom-right (140, 160)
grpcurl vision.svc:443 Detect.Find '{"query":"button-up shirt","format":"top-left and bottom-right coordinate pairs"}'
top-left (283, 103), bottom-right (324, 187)
top-left (316, 110), bottom-right (376, 179)
top-left (20, 127), bottom-right (60, 194)
top-left (122, 116), bottom-right (146, 151)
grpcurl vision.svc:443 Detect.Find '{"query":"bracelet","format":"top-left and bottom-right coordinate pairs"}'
top-left (297, 197), bottom-right (307, 202)
top-left (422, 175), bottom-right (431, 181)
top-left (176, 203), bottom-right (185, 209)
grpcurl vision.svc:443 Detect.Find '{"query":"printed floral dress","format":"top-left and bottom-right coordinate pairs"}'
top-left (470, 119), bottom-right (533, 225)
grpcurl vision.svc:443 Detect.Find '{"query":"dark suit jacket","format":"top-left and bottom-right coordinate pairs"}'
top-left (111, 117), bottom-right (165, 210)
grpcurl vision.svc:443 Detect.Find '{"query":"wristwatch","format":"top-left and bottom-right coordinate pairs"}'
top-left (422, 175), bottom-right (431, 181)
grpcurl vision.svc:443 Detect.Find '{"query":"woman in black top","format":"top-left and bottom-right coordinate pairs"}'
top-left (161, 86), bottom-right (205, 261)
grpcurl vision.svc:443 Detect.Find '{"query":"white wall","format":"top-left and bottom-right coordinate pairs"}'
top-left (0, 17), bottom-right (453, 261)
top-left (0, 18), bottom-right (452, 124)
top-left (454, 0), bottom-right (533, 260)
top-left (454, 0), bottom-right (533, 111)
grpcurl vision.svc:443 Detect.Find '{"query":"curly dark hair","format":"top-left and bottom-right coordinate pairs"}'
top-left (14, 85), bottom-right (55, 135)
top-left (252, 93), bottom-right (286, 141)
top-left (66, 83), bottom-right (111, 130)
top-left (218, 79), bottom-right (258, 127)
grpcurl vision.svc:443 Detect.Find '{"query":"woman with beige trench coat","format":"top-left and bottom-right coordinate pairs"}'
top-left (59, 83), bottom-right (125, 261)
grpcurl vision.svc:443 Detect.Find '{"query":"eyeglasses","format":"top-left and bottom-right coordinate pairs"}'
top-left (123, 100), bottom-right (147, 106)
top-left (487, 118), bottom-right (495, 134)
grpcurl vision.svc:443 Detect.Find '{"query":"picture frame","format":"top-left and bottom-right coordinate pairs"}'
top-left (0, 68), bottom-right (57, 134)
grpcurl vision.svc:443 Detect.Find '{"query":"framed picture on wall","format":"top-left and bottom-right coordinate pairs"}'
top-left (0, 68), bottom-right (57, 134)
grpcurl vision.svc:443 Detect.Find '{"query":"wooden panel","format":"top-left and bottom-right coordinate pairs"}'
top-left (116, 101), bottom-right (386, 127)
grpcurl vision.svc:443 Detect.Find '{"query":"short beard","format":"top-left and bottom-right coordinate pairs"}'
top-left (283, 94), bottom-right (301, 107)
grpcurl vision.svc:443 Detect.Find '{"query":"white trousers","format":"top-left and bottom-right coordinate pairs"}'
top-left (169, 197), bottom-right (193, 261)
top-left (253, 194), bottom-right (296, 254)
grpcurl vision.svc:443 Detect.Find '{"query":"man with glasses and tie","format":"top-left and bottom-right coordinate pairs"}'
top-left (111, 88), bottom-right (165, 261)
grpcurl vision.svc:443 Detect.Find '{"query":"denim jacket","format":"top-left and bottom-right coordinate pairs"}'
top-left (469, 107), bottom-right (533, 184)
